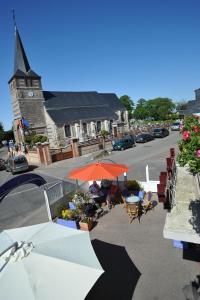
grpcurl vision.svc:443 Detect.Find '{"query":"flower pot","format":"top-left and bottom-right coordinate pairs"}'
top-left (79, 220), bottom-right (93, 231)
top-left (56, 218), bottom-right (79, 229)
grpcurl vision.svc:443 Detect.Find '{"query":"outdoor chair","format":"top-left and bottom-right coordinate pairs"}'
top-left (126, 203), bottom-right (141, 223)
top-left (142, 191), bottom-right (153, 214)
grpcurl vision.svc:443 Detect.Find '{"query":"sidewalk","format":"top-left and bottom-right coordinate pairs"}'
top-left (88, 200), bottom-right (199, 300)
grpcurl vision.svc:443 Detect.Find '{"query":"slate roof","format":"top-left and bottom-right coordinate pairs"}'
top-left (14, 29), bottom-right (30, 73)
top-left (100, 93), bottom-right (126, 111)
top-left (43, 91), bottom-right (124, 124)
top-left (9, 29), bottom-right (40, 83)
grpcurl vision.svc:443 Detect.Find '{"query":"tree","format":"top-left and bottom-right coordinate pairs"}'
top-left (146, 98), bottom-right (175, 120)
top-left (133, 98), bottom-right (149, 120)
top-left (133, 97), bottom-right (176, 120)
top-left (119, 95), bottom-right (134, 119)
top-left (0, 122), bottom-right (4, 141)
top-left (100, 130), bottom-right (109, 153)
top-left (3, 129), bottom-right (14, 142)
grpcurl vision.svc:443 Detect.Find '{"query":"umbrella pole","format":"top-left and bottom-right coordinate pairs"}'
top-left (44, 189), bottom-right (52, 221)
top-left (76, 179), bottom-right (79, 191)
top-left (116, 176), bottom-right (119, 187)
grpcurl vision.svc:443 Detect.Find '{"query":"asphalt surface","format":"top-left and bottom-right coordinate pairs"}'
top-left (35, 131), bottom-right (180, 182)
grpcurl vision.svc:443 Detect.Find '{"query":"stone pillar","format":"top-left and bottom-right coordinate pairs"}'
top-left (104, 120), bottom-right (109, 131)
top-left (36, 143), bottom-right (45, 164)
top-left (91, 122), bottom-right (96, 138)
top-left (87, 123), bottom-right (91, 137)
top-left (74, 123), bottom-right (79, 138)
top-left (42, 143), bottom-right (52, 165)
top-left (71, 138), bottom-right (80, 157)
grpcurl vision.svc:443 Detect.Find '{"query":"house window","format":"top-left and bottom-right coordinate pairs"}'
top-left (121, 112), bottom-right (125, 122)
top-left (83, 123), bottom-right (87, 134)
top-left (64, 124), bottom-right (71, 137)
top-left (96, 121), bottom-right (101, 132)
top-left (109, 120), bottom-right (113, 132)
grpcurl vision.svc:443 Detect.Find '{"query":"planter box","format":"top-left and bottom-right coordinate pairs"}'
top-left (56, 218), bottom-right (79, 229)
top-left (79, 220), bottom-right (93, 231)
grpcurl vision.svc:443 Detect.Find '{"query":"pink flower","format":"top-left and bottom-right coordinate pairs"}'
top-left (198, 120), bottom-right (200, 125)
top-left (182, 131), bottom-right (190, 140)
top-left (196, 149), bottom-right (200, 157)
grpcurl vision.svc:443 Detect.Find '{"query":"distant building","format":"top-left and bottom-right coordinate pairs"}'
top-left (9, 28), bottom-right (129, 147)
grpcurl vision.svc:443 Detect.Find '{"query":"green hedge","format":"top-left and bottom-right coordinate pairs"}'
top-left (25, 134), bottom-right (47, 146)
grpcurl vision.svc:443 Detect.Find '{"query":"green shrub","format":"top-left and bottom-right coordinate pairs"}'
top-left (32, 135), bottom-right (47, 144)
top-left (127, 179), bottom-right (142, 191)
top-left (25, 134), bottom-right (47, 146)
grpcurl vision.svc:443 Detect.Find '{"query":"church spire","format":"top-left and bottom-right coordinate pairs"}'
top-left (14, 28), bottom-right (31, 74)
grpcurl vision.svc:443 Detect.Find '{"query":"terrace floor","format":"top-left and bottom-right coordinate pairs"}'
top-left (87, 197), bottom-right (200, 300)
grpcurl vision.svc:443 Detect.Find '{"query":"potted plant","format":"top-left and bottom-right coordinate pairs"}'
top-left (126, 179), bottom-right (142, 194)
top-left (56, 208), bottom-right (80, 229)
top-left (79, 217), bottom-right (93, 231)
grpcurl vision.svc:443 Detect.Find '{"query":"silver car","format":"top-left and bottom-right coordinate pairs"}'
top-left (171, 122), bottom-right (180, 131)
top-left (5, 155), bottom-right (29, 174)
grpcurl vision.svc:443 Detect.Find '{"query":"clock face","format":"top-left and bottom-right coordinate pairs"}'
top-left (28, 91), bottom-right (34, 97)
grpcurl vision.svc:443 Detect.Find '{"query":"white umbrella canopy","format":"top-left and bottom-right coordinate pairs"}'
top-left (0, 222), bottom-right (104, 300)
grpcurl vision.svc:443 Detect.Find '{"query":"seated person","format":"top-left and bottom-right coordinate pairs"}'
top-left (122, 187), bottom-right (130, 197)
top-left (100, 179), bottom-right (112, 197)
top-left (101, 179), bottom-right (112, 189)
top-left (89, 181), bottom-right (102, 196)
top-left (89, 181), bottom-right (105, 205)
top-left (106, 184), bottom-right (118, 208)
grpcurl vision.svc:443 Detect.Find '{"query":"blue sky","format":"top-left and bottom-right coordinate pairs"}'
top-left (1, 0), bottom-right (200, 130)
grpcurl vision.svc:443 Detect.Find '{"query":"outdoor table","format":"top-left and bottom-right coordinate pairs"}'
top-left (125, 195), bottom-right (141, 203)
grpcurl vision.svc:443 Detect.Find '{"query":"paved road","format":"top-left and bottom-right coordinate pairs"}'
top-left (36, 131), bottom-right (180, 182)
top-left (0, 132), bottom-right (179, 230)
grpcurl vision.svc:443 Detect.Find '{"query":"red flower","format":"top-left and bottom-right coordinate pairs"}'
top-left (182, 131), bottom-right (190, 140)
top-left (193, 126), bottom-right (199, 133)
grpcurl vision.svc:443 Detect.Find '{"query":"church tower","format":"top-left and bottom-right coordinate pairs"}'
top-left (8, 27), bottom-right (46, 143)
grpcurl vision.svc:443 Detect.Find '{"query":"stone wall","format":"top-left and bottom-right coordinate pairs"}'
top-left (27, 150), bottom-right (40, 165)
top-left (79, 140), bottom-right (112, 156)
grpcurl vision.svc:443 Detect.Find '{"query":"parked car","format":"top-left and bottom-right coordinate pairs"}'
top-left (153, 128), bottom-right (169, 138)
top-left (0, 159), bottom-right (5, 170)
top-left (113, 138), bottom-right (135, 151)
top-left (5, 155), bottom-right (29, 174)
top-left (171, 122), bottom-right (180, 131)
top-left (123, 134), bottom-right (136, 147)
top-left (135, 133), bottom-right (154, 143)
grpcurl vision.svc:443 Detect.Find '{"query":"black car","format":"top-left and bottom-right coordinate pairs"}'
top-left (124, 134), bottom-right (136, 147)
top-left (153, 128), bottom-right (169, 138)
top-left (135, 133), bottom-right (154, 143)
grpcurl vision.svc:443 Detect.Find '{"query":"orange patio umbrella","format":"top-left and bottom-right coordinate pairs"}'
top-left (68, 162), bottom-right (128, 181)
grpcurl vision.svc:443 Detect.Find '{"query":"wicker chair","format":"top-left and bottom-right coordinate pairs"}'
top-left (126, 203), bottom-right (141, 223)
top-left (142, 191), bottom-right (153, 214)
